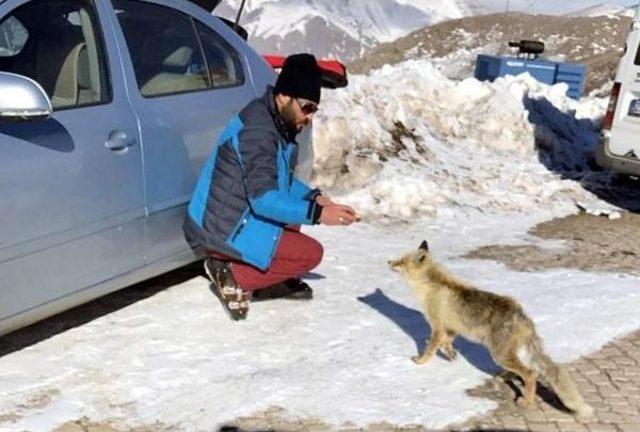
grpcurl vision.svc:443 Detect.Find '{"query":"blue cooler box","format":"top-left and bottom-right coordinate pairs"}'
top-left (474, 54), bottom-right (586, 99)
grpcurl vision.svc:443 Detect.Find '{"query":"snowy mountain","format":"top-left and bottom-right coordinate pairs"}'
top-left (568, 3), bottom-right (636, 17)
top-left (466, 0), bottom-right (635, 15)
top-left (216, 0), bottom-right (470, 61)
top-left (350, 12), bottom-right (630, 97)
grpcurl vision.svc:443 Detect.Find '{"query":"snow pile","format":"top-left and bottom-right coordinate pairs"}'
top-left (313, 59), bottom-right (612, 222)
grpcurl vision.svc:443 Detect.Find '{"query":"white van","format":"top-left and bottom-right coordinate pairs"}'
top-left (596, 7), bottom-right (640, 177)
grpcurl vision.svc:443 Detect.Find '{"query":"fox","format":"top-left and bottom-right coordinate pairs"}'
top-left (388, 240), bottom-right (594, 418)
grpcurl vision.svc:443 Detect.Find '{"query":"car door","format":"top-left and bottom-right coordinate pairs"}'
top-left (0, 0), bottom-right (144, 323)
top-left (107, 0), bottom-right (257, 265)
top-left (609, 30), bottom-right (640, 161)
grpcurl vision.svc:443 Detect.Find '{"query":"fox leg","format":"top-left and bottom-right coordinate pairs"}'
top-left (440, 331), bottom-right (457, 361)
top-left (499, 354), bottom-right (537, 407)
top-left (498, 370), bottom-right (521, 382)
top-left (412, 329), bottom-right (444, 365)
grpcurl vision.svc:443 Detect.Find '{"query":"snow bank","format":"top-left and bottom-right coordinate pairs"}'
top-left (312, 59), bottom-right (612, 222)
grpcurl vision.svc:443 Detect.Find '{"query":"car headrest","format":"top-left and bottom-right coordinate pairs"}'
top-left (162, 47), bottom-right (193, 70)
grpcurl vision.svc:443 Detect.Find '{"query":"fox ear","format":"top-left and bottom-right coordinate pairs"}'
top-left (419, 240), bottom-right (429, 251)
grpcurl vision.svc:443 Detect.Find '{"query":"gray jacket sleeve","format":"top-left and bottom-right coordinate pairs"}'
top-left (238, 127), bottom-right (279, 199)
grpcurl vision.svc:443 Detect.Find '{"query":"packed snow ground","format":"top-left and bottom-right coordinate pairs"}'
top-left (1, 60), bottom-right (638, 430)
top-left (2, 213), bottom-right (640, 431)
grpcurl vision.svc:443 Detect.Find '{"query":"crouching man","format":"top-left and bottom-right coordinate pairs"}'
top-left (183, 54), bottom-right (358, 321)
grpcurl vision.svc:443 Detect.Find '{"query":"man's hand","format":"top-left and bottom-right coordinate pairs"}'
top-left (319, 204), bottom-right (359, 226)
top-left (315, 195), bottom-right (335, 206)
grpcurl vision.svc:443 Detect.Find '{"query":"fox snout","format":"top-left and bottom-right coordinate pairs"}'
top-left (388, 259), bottom-right (402, 272)
top-left (389, 241), bottom-right (430, 273)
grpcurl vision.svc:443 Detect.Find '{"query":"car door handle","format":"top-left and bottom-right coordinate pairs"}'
top-left (105, 131), bottom-right (135, 151)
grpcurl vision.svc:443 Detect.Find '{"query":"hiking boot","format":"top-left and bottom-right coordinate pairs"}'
top-left (203, 258), bottom-right (250, 321)
top-left (252, 278), bottom-right (313, 302)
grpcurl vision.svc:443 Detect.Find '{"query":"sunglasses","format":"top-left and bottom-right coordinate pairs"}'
top-left (295, 98), bottom-right (319, 115)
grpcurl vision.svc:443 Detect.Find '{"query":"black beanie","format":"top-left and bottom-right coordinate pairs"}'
top-left (274, 53), bottom-right (322, 104)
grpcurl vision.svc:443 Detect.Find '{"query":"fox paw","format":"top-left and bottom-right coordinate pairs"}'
top-left (515, 397), bottom-right (536, 409)
top-left (574, 404), bottom-right (595, 419)
top-left (411, 355), bottom-right (429, 365)
top-left (444, 350), bottom-right (457, 361)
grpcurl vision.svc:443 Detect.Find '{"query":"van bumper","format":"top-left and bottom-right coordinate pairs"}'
top-left (595, 131), bottom-right (640, 177)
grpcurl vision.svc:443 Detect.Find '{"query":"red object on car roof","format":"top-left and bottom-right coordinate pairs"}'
top-left (263, 55), bottom-right (348, 89)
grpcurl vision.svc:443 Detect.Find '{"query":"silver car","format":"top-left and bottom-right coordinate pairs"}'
top-left (0, 0), bottom-right (285, 336)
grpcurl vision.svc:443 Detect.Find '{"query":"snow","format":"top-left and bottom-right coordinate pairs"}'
top-left (1, 44), bottom-right (638, 432)
top-left (2, 214), bottom-right (640, 431)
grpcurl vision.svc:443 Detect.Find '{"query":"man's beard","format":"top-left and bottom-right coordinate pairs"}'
top-left (281, 100), bottom-right (301, 137)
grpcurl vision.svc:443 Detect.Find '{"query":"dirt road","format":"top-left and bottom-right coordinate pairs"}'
top-left (466, 211), bottom-right (640, 275)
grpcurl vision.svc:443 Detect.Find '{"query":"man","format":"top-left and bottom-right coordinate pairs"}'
top-left (183, 54), bottom-right (358, 321)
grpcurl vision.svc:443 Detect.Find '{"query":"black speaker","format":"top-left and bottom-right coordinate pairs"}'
top-left (508, 40), bottom-right (545, 55)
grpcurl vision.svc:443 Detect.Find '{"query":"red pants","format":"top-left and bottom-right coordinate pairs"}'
top-left (208, 227), bottom-right (323, 291)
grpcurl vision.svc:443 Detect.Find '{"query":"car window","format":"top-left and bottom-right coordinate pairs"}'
top-left (635, 43), bottom-right (640, 66)
top-left (0, 16), bottom-right (28, 57)
top-left (113, 0), bottom-right (210, 98)
top-left (196, 21), bottom-right (244, 89)
top-left (0, 0), bottom-right (111, 110)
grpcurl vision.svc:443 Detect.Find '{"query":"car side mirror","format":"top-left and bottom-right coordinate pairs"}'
top-left (0, 72), bottom-right (52, 123)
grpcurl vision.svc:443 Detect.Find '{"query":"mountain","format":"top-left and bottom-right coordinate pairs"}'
top-left (216, 0), bottom-right (470, 61)
top-left (465, 0), bottom-right (635, 15)
top-left (567, 4), bottom-right (636, 17)
top-left (349, 12), bottom-right (630, 95)
top-left (215, 0), bottom-right (635, 63)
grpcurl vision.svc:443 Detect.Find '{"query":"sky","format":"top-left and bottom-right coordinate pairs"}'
top-left (476, 0), bottom-right (637, 14)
